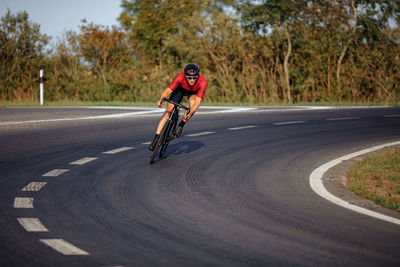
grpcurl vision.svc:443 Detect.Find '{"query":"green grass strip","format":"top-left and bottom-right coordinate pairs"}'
top-left (347, 149), bottom-right (400, 212)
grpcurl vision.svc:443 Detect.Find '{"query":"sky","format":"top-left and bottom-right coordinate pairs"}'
top-left (1, 0), bottom-right (123, 42)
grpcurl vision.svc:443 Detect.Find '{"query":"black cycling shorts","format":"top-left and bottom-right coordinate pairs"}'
top-left (169, 86), bottom-right (198, 104)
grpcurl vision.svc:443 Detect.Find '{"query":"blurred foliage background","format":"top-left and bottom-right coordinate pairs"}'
top-left (1, 0), bottom-right (399, 104)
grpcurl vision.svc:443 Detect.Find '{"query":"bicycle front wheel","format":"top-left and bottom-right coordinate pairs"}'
top-left (159, 117), bottom-right (178, 158)
top-left (149, 122), bottom-right (169, 164)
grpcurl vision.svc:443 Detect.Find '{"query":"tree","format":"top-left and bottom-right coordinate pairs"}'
top-left (336, 0), bottom-right (357, 93)
top-left (46, 31), bottom-right (90, 101)
top-left (119, 0), bottom-right (205, 71)
top-left (0, 10), bottom-right (48, 101)
top-left (77, 22), bottom-right (132, 101)
top-left (238, 0), bottom-right (306, 103)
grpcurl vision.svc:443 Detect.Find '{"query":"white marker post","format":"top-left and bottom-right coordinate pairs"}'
top-left (39, 69), bottom-right (44, 106)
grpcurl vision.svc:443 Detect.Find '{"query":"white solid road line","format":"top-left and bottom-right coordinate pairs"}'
top-left (39, 239), bottom-right (89, 255)
top-left (228, 125), bottom-right (257, 130)
top-left (210, 107), bottom-right (258, 113)
top-left (83, 106), bottom-right (158, 110)
top-left (70, 157), bottom-right (98, 165)
top-left (0, 110), bottom-right (164, 126)
top-left (309, 140), bottom-right (400, 226)
top-left (103, 147), bottom-right (134, 154)
top-left (273, 121), bottom-right (307, 125)
top-left (142, 142), bottom-right (151, 145)
top-left (185, 131), bottom-right (216, 137)
top-left (14, 197), bottom-right (34, 208)
top-left (17, 218), bottom-right (49, 232)
top-left (42, 169), bottom-right (69, 177)
top-left (22, 182), bottom-right (47, 191)
top-left (0, 107), bottom-right (257, 126)
top-left (2, 106), bottom-right (396, 127)
top-left (384, 114), bottom-right (400, 118)
top-left (326, 117), bottom-right (360, 120)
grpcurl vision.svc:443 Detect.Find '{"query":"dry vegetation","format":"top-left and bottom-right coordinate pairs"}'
top-left (347, 149), bottom-right (400, 212)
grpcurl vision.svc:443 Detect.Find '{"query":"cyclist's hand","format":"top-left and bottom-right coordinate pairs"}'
top-left (184, 110), bottom-right (191, 121)
top-left (157, 99), bottom-right (163, 108)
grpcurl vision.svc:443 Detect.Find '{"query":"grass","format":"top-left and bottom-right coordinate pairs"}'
top-left (347, 149), bottom-right (400, 212)
top-left (0, 100), bottom-right (155, 107)
top-left (1, 100), bottom-right (398, 107)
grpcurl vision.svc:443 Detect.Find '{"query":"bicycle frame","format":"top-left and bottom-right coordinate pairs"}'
top-left (160, 105), bottom-right (179, 148)
top-left (150, 98), bottom-right (190, 163)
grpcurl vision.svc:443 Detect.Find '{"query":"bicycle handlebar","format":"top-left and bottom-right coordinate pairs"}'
top-left (161, 97), bottom-right (190, 113)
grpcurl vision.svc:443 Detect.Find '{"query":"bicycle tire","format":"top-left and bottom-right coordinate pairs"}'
top-left (159, 117), bottom-right (178, 158)
top-left (149, 122), bottom-right (169, 164)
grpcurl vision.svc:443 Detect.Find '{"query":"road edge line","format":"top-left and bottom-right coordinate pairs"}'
top-left (309, 140), bottom-right (400, 226)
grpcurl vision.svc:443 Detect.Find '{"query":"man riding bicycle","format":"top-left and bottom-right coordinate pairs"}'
top-left (148, 63), bottom-right (208, 151)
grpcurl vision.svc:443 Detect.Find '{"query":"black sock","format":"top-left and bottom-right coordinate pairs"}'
top-left (154, 134), bottom-right (159, 139)
top-left (179, 120), bottom-right (186, 127)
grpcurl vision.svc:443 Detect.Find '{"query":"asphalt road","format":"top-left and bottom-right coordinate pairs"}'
top-left (0, 106), bottom-right (400, 266)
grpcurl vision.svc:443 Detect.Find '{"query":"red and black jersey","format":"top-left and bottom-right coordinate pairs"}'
top-left (168, 72), bottom-right (208, 98)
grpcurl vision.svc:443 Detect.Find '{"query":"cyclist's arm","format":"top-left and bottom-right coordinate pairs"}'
top-left (157, 88), bottom-right (173, 107)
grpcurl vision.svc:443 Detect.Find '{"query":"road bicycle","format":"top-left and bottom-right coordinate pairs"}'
top-left (150, 98), bottom-right (190, 164)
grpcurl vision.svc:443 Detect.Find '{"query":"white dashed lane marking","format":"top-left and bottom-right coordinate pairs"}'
top-left (70, 157), bottom-right (98, 165)
top-left (42, 169), bottom-right (69, 177)
top-left (22, 182), bottom-right (47, 191)
top-left (273, 121), bottom-right (307, 125)
top-left (326, 117), bottom-right (360, 121)
top-left (11, 111), bottom-right (398, 262)
top-left (39, 239), bottom-right (89, 255)
top-left (228, 125), bottom-right (257, 130)
top-left (14, 197), bottom-right (34, 208)
top-left (185, 131), bottom-right (216, 137)
top-left (103, 147), bottom-right (134, 154)
top-left (17, 218), bottom-right (49, 232)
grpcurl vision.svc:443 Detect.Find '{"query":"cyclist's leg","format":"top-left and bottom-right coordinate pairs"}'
top-left (185, 93), bottom-right (199, 122)
top-left (174, 91), bottom-right (197, 137)
top-left (150, 118), bottom-right (169, 163)
top-left (155, 102), bottom-right (174, 134)
top-left (149, 102), bottom-right (174, 151)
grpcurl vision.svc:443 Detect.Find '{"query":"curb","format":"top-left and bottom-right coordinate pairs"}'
top-left (309, 141), bottom-right (400, 226)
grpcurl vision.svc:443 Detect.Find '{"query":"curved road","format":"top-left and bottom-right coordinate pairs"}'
top-left (1, 106), bottom-right (400, 266)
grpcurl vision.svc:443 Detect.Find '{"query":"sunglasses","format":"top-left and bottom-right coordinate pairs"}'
top-left (186, 76), bottom-right (198, 81)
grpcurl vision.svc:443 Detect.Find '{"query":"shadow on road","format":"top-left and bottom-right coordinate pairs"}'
top-left (162, 140), bottom-right (204, 158)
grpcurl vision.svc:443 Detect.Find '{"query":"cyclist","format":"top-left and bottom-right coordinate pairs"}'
top-left (148, 63), bottom-right (208, 151)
